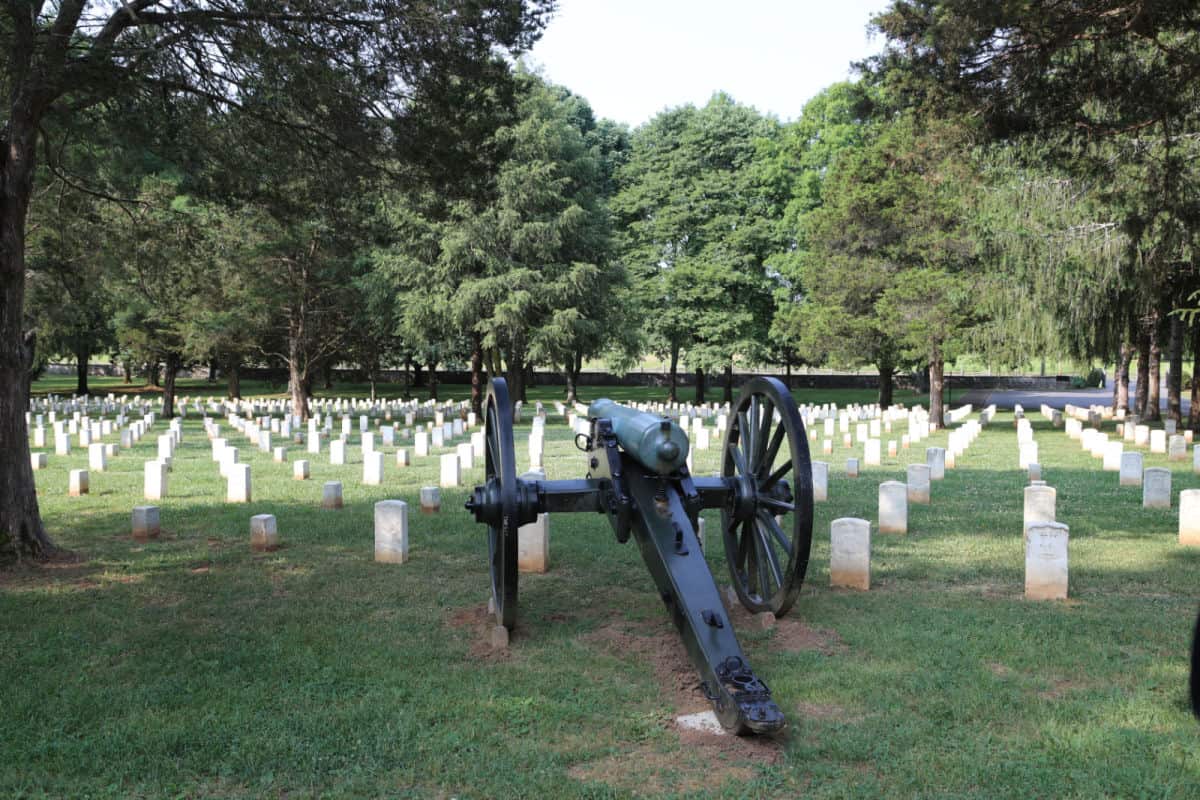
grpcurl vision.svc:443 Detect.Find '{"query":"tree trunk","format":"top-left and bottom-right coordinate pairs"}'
top-left (723, 362), bottom-right (734, 403)
top-left (785, 359), bottom-right (792, 389)
top-left (564, 361), bottom-right (578, 405)
top-left (695, 367), bottom-right (706, 405)
top-left (1115, 338), bottom-right (1132, 413)
top-left (207, 359), bottom-right (217, 382)
top-left (227, 360), bottom-right (241, 400)
top-left (288, 335), bottom-right (309, 421)
top-left (428, 360), bottom-right (439, 401)
top-left (1147, 333), bottom-right (1162, 422)
top-left (667, 344), bottom-right (679, 404)
top-left (75, 347), bottom-right (89, 396)
top-left (1135, 329), bottom-right (1150, 416)
top-left (470, 333), bottom-right (484, 416)
top-left (504, 351), bottom-right (522, 406)
top-left (1167, 313), bottom-right (1183, 423)
top-left (1189, 322), bottom-right (1200, 432)
top-left (162, 353), bottom-right (180, 418)
top-left (571, 351), bottom-right (583, 403)
top-left (122, 360), bottom-right (132, 384)
top-left (0, 115), bottom-right (55, 560)
top-left (929, 352), bottom-right (945, 428)
top-left (149, 361), bottom-right (161, 388)
top-left (878, 358), bottom-right (895, 408)
top-left (412, 359), bottom-right (423, 388)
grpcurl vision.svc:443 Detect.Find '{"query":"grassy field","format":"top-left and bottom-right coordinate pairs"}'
top-left (3, 398), bottom-right (1200, 798)
top-left (30, 374), bottom-right (930, 411)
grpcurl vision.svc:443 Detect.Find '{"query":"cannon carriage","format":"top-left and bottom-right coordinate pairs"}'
top-left (465, 376), bottom-right (814, 735)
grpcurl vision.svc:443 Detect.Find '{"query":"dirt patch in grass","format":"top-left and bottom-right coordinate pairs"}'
top-left (716, 587), bottom-right (846, 656)
top-left (1037, 677), bottom-right (1095, 700)
top-left (582, 617), bottom-right (710, 714)
top-left (445, 602), bottom-right (514, 661)
top-left (0, 549), bottom-right (95, 591)
top-left (768, 618), bottom-right (847, 655)
top-left (569, 729), bottom-right (778, 796)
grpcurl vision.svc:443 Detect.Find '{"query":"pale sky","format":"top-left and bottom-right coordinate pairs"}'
top-left (526, 0), bottom-right (892, 127)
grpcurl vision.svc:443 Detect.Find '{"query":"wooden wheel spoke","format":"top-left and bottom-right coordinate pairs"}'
top-left (486, 426), bottom-right (499, 475)
top-left (760, 422), bottom-right (787, 479)
top-left (737, 410), bottom-right (753, 467)
top-left (754, 519), bottom-right (786, 589)
top-left (736, 520), bottom-right (752, 571)
top-left (750, 523), bottom-right (773, 597)
top-left (728, 438), bottom-right (749, 477)
top-left (761, 459), bottom-right (793, 492)
top-left (759, 496), bottom-right (794, 514)
top-left (758, 510), bottom-right (794, 557)
top-left (755, 398), bottom-right (775, 470)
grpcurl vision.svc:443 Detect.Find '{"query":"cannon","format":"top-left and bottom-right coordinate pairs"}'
top-left (465, 376), bottom-right (814, 734)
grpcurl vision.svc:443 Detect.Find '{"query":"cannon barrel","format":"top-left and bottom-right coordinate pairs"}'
top-left (588, 398), bottom-right (690, 475)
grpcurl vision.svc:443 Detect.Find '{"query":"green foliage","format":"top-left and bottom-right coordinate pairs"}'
top-left (799, 111), bottom-right (983, 374)
top-left (377, 70), bottom-right (631, 396)
top-left (614, 94), bottom-right (783, 380)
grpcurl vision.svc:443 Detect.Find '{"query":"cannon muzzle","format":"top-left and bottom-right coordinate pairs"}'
top-left (588, 398), bottom-right (690, 475)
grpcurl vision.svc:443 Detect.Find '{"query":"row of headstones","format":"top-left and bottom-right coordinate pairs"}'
top-left (1067, 416), bottom-right (1195, 454)
top-left (1059, 415), bottom-right (1200, 496)
top-left (128, 497), bottom-right (422, 564)
top-left (811, 445), bottom-right (948, 506)
top-left (42, 413), bottom-right (162, 485)
top-left (828, 476), bottom-right (1068, 599)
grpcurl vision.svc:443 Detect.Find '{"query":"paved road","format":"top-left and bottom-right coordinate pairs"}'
top-left (959, 379), bottom-right (1191, 413)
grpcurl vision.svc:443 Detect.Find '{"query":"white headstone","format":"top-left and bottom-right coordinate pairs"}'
top-left (227, 464), bottom-right (251, 503)
top-left (440, 453), bottom-right (460, 488)
top-left (926, 447), bottom-right (946, 480)
top-left (830, 517), bottom-right (870, 591)
top-left (322, 481), bottom-right (343, 509)
top-left (864, 438), bottom-right (881, 467)
top-left (1023, 485), bottom-right (1056, 536)
top-left (420, 486), bottom-right (441, 513)
top-left (363, 451), bottom-right (384, 486)
top-left (1119, 452), bottom-right (1143, 486)
top-left (811, 461), bottom-right (828, 502)
top-left (1102, 441), bottom-right (1123, 471)
top-left (132, 506), bottom-right (160, 540)
top-left (374, 500), bottom-right (409, 563)
top-left (250, 514), bottom-right (278, 551)
top-left (907, 464), bottom-right (931, 504)
top-left (878, 481), bottom-right (907, 534)
top-left (144, 460), bottom-right (168, 501)
top-left (1142, 467), bottom-right (1171, 509)
top-left (1025, 521), bottom-right (1069, 600)
top-left (1179, 489), bottom-right (1200, 546)
top-left (88, 442), bottom-right (106, 472)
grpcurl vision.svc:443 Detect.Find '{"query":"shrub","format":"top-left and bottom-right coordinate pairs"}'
top-left (1085, 368), bottom-right (1106, 388)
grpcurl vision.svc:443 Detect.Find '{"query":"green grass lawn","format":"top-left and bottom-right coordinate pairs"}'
top-left (3, 402), bottom-right (1199, 798)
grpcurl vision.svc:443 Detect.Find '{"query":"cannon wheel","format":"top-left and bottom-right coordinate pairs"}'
top-left (721, 377), bottom-right (814, 617)
top-left (484, 378), bottom-right (520, 630)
